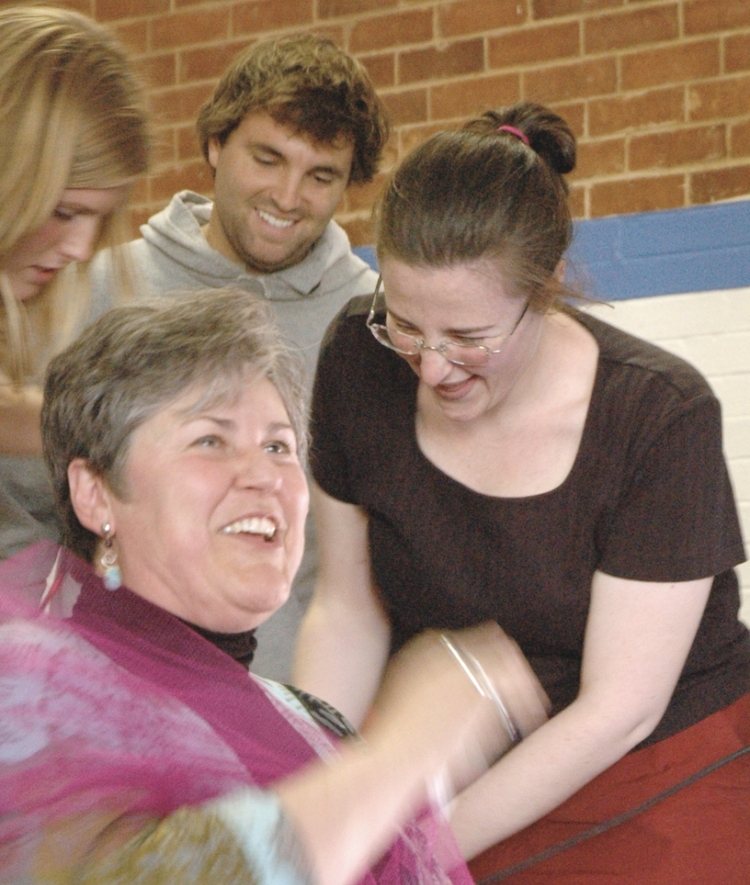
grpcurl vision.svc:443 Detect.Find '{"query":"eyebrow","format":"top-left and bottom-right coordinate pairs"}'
top-left (56, 202), bottom-right (99, 215)
top-left (180, 413), bottom-right (295, 436)
top-left (252, 141), bottom-right (347, 179)
top-left (385, 306), bottom-right (500, 337)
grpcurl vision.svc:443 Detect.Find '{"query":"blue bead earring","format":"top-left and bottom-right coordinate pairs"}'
top-left (100, 523), bottom-right (122, 591)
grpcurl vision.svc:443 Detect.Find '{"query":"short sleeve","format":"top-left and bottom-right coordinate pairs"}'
top-left (598, 393), bottom-right (745, 582)
top-left (309, 298), bottom-right (369, 504)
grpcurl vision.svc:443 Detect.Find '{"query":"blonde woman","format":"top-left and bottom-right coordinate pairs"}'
top-left (0, 6), bottom-right (149, 558)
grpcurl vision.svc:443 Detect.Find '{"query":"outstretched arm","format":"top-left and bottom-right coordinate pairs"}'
top-left (293, 481), bottom-right (390, 727)
top-left (448, 571), bottom-right (713, 859)
top-left (25, 625), bottom-right (545, 885)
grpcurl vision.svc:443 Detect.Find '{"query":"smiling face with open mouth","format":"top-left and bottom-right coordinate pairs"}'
top-left (204, 110), bottom-right (354, 275)
top-left (99, 375), bottom-right (309, 633)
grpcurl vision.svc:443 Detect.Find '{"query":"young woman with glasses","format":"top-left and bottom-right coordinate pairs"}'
top-left (294, 101), bottom-right (750, 884)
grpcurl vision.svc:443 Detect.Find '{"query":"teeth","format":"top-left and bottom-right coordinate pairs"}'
top-left (257, 209), bottom-right (294, 229)
top-left (221, 517), bottom-right (276, 540)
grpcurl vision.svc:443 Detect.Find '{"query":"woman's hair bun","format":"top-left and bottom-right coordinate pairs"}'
top-left (467, 101), bottom-right (577, 176)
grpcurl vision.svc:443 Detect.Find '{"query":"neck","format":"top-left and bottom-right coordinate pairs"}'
top-left (181, 619), bottom-right (258, 668)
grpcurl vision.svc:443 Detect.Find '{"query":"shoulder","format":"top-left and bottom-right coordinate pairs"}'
top-left (574, 309), bottom-right (715, 406)
top-left (319, 294), bottom-right (373, 354)
top-left (312, 222), bottom-right (379, 296)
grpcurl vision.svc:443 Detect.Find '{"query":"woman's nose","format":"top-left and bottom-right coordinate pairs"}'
top-left (59, 218), bottom-right (99, 263)
top-left (416, 347), bottom-right (456, 387)
top-left (236, 451), bottom-right (283, 491)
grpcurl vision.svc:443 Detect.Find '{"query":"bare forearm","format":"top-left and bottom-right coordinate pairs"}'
top-left (293, 592), bottom-right (390, 727)
top-left (0, 384), bottom-right (43, 455)
top-left (276, 737), bottom-right (438, 885)
top-left (449, 696), bottom-right (650, 859)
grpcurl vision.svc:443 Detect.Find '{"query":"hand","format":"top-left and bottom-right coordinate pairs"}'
top-left (362, 623), bottom-right (549, 801)
top-left (449, 622), bottom-right (549, 742)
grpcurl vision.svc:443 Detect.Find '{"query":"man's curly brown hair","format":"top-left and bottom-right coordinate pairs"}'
top-left (196, 33), bottom-right (389, 185)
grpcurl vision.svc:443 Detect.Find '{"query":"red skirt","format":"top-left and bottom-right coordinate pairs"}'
top-left (468, 692), bottom-right (750, 884)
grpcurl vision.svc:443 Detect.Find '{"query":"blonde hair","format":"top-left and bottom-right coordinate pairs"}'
top-left (0, 6), bottom-right (149, 384)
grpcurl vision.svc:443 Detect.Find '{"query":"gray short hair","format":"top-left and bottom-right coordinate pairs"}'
top-left (42, 289), bottom-right (307, 562)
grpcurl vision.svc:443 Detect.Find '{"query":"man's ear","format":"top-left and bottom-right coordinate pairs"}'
top-left (207, 134), bottom-right (222, 172)
top-left (67, 459), bottom-right (114, 536)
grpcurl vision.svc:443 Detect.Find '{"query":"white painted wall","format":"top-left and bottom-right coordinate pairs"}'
top-left (587, 287), bottom-right (750, 624)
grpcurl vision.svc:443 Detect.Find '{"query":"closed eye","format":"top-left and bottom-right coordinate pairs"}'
top-left (388, 317), bottom-right (420, 337)
top-left (454, 336), bottom-right (487, 346)
top-left (253, 151), bottom-right (278, 166)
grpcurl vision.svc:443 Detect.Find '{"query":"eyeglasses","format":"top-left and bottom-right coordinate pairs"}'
top-left (366, 275), bottom-right (529, 368)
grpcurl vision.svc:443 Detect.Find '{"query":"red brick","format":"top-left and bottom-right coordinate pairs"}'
top-left (151, 10), bottom-right (230, 51)
top-left (127, 205), bottom-right (151, 233)
top-left (180, 42), bottom-right (248, 84)
top-left (140, 52), bottom-right (177, 90)
top-left (345, 174), bottom-right (387, 212)
top-left (440, 0), bottom-right (526, 37)
top-left (178, 125), bottom-right (202, 161)
top-left (550, 101), bottom-right (585, 138)
top-left (337, 215), bottom-right (375, 248)
top-left (111, 21), bottom-right (148, 55)
top-left (319, 0), bottom-right (396, 17)
top-left (233, 0), bottom-right (313, 36)
top-left (621, 39), bottom-right (720, 91)
top-left (584, 5), bottom-right (679, 54)
top-left (360, 53), bottom-right (396, 89)
top-left (691, 165), bottom-right (750, 203)
top-left (38, 0), bottom-right (92, 15)
top-left (431, 74), bottom-right (521, 120)
top-left (399, 39), bottom-right (484, 85)
top-left (97, 0), bottom-right (169, 21)
top-left (629, 125), bottom-right (725, 170)
top-left (147, 130), bottom-right (177, 167)
top-left (568, 183), bottom-right (586, 219)
top-left (588, 87), bottom-right (684, 137)
top-left (399, 123), bottom-right (447, 157)
top-left (590, 173), bottom-right (684, 216)
top-left (128, 175), bottom-right (149, 206)
top-left (351, 11), bottom-right (433, 54)
top-left (726, 35), bottom-right (750, 74)
top-left (533, 0), bottom-right (622, 19)
top-left (525, 57), bottom-right (617, 103)
top-left (150, 84), bottom-right (214, 126)
top-left (684, 0), bottom-right (750, 36)
top-left (377, 139), bottom-right (400, 177)
top-left (688, 76), bottom-right (750, 122)
top-left (731, 121), bottom-right (750, 157)
top-left (489, 22), bottom-right (580, 69)
top-left (571, 137), bottom-right (625, 179)
top-left (151, 160), bottom-right (214, 202)
top-left (382, 88), bottom-right (428, 126)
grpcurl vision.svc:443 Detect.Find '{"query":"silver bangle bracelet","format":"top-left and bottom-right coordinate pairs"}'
top-left (440, 633), bottom-right (522, 747)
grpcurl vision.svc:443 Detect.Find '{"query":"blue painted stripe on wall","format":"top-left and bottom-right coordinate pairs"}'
top-left (353, 199), bottom-right (750, 302)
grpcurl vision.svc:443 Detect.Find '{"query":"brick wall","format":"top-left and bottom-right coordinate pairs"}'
top-left (12, 0), bottom-right (750, 245)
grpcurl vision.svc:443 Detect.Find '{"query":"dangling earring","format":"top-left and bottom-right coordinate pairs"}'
top-left (100, 523), bottom-right (122, 591)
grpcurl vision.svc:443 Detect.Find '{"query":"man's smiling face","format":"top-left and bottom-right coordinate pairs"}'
top-left (204, 110), bottom-right (354, 275)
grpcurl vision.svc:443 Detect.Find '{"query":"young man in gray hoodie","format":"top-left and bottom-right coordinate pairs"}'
top-left (91, 34), bottom-right (389, 681)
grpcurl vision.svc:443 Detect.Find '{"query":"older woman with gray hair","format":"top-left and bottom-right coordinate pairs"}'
top-left (0, 288), bottom-right (547, 885)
